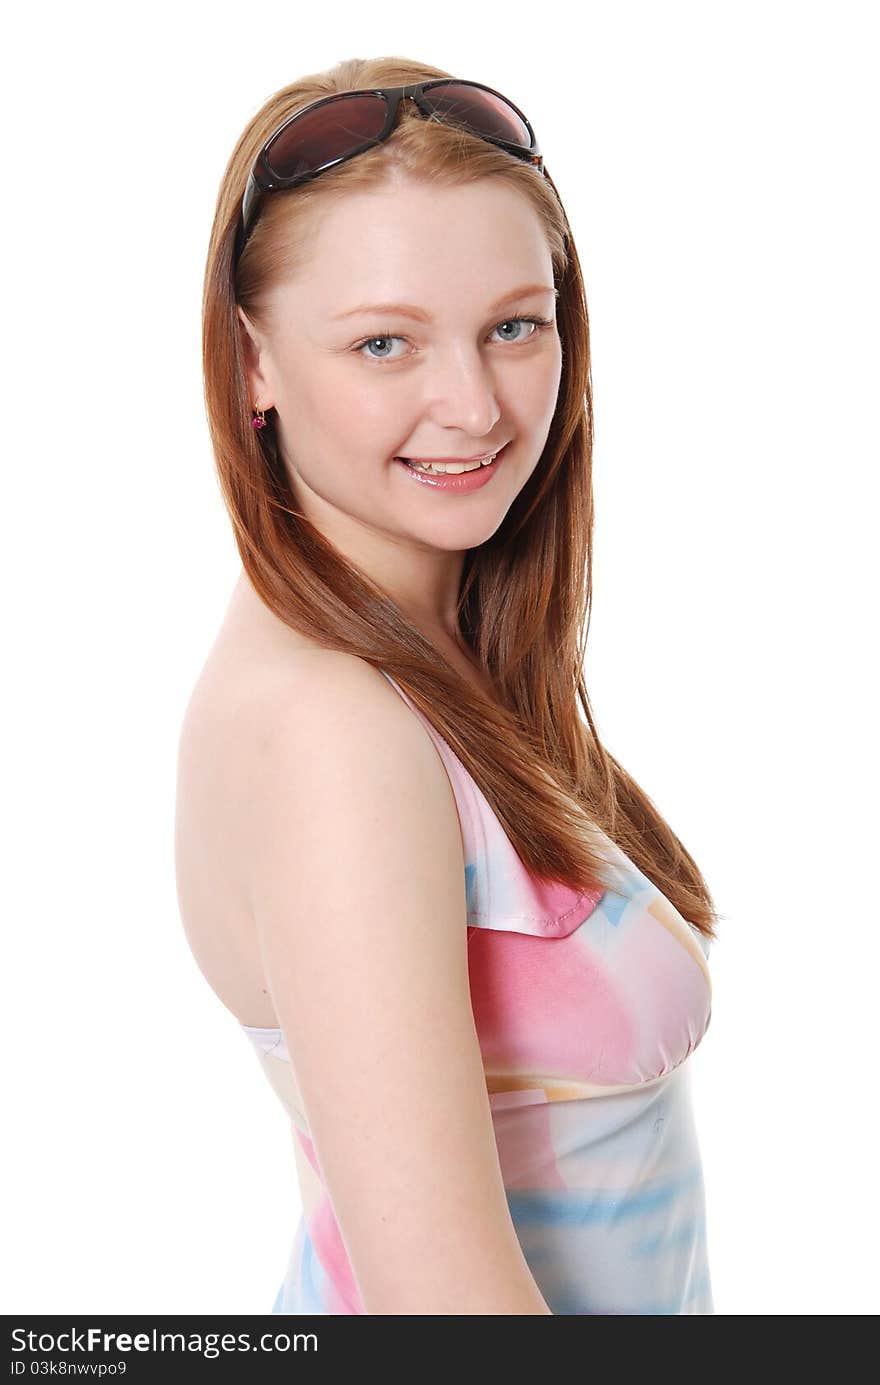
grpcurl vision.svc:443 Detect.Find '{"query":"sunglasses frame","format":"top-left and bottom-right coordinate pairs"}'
top-left (234, 79), bottom-right (544, 265)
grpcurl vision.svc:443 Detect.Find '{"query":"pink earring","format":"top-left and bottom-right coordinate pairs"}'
top-left (251, 405), bottom-right (267, 430)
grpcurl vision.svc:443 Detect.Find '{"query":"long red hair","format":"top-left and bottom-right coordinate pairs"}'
top-left (202, 54), bottom-right (721, 940)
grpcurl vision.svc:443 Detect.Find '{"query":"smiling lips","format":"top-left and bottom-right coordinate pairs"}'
top-left (401, 449), bottom-right (502, 463)
top-left (395, 444), bottom-right (508, 474)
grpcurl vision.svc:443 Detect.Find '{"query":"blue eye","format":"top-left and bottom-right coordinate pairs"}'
top-left (351, 315), bottom-right (553, 364)
top-left (490, 317), bottom-right (548, 343)
top-left (355, 334), bottom-right (408, 362)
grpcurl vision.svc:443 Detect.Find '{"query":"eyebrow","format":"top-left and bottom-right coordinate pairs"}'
top-left (331, 283), bottom-right (559, 322)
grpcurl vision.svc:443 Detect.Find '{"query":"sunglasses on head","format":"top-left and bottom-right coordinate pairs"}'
top-left (234, 79), bottom-right (544, 266)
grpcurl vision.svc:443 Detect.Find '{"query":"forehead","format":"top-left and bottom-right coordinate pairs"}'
top-left (283, 179), bottom-right (554, 316)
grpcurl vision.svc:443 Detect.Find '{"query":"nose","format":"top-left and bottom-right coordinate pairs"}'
top-left (421, 343), bottom-right (502, 439)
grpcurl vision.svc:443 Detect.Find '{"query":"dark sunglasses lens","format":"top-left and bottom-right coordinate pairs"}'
top-left (424, 83), bottom-right (532, 148)
top-left (264, 94), bottom-right (388, 180)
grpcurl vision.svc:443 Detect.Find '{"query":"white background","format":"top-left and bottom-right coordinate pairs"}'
top-left (3, 0), bottom-right (877, 1316)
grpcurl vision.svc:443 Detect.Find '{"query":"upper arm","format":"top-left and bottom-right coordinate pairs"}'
top-left (240, 653), bottom-right (550, 1315)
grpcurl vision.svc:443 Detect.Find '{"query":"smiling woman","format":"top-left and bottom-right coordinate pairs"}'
top-left (233, 172), bottom-right (565, 566)
top-left (176, 51), bottom-right (721, 1317)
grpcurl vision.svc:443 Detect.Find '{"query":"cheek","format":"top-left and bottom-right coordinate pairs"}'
top-left (512, 344), bottom-right (563, 431)
top-left (318, 365), bottom-right (412, 442)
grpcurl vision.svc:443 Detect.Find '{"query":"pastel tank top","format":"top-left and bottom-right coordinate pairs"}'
top-left (240, 668), bottom-right (714, 1315)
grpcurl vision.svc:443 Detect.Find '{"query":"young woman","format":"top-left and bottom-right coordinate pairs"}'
top-left (175, 54), bottom-right (720, 1316)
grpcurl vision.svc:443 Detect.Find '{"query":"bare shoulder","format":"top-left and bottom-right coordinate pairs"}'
top-left (174, 646), bottom-right (463, 1025)
top-left (235, 648), bottom-right (463, 908)
top-left (203, 647), bottom-right (450, 817)
top-left (173, 642), bottom-right (399, 1026)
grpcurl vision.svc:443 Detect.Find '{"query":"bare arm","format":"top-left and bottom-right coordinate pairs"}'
top-left (239, 652), bottom-right (552, 1316)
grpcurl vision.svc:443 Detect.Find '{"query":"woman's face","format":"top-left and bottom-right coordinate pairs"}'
top-left (238, 176), bottom-right (563, 632)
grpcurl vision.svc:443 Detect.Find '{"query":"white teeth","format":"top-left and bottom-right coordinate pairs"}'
top-left (404, 452), bottom-right (497, 475)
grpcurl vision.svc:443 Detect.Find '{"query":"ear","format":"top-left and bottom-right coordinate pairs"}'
top-left (237, 305), bottom-right (274, 410)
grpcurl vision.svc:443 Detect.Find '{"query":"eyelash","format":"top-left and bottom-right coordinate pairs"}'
top-left (351, 315), bottom-right (554, 364)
